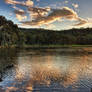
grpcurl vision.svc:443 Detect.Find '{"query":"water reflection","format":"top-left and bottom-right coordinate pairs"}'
top-left (0, 48), bottom-right (92, 92)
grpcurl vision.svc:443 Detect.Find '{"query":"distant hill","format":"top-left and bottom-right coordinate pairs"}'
top-left (20, 28), bottom-right (92, 45)
top-left (1, 15), bottom-right (92, 47)
top-left (0, 16), bottom-right (23, 47)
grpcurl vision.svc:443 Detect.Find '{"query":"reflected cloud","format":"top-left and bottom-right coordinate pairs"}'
top-left (15, 49), bottom-right (91, 89)
top-left (6, 87), bottom-right (18, 92)
top-left (1, 48), bottom-right (92, 91)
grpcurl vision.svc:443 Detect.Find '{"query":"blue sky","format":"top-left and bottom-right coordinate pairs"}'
top-left (0, 0), bottom-right (92, 30)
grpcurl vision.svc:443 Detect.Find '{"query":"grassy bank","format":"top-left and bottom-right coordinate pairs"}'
top-left (1, 44), bottom-right (92, 49)
top-left (21, 44), bottom-right (92, 49)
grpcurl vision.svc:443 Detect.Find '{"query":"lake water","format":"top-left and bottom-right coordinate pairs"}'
top-left (0, 47), bottom-right (92, 92)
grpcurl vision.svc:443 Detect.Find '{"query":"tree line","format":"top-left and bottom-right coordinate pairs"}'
top-left (0, 16), bottom-right (24, 47)
top-left (0, 15), bottom-right (92, 47)
top-left (20, 28), bottom-right (92, 45)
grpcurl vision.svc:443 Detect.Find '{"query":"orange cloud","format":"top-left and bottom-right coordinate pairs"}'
top-left (87, 18), bottom-right (92, 23)
top-left (13, 7), bottom-right (27, 21)
top-left (28, 7), bottom-right (51, 19)
top-left (25, 0), bottom-right (34, 7)
top-left (22, 7), bottom-right (86, 26)
top-left (5, 0), bottom-right (33, 7)
top-left (72, 3), bottom-right (79, 8)
top-left (5, 0), bottom-right (88, 27)
top-left (5, 0), bottom-right (25, 5)
top-left (14, 9), bottom-right (25, 16)
top-left (16, 14), bottom-right (27, 21)
top-left (74, 18), bottom-right (88, 26)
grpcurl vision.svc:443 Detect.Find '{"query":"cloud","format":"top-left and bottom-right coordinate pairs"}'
top-left (74, 18), bottom-right (88, 26)
top-left (72, 3), bottom-right (79, 8)
top-left (28, 7), bottom-right (51, 14)
top-left (5, 0), bottom-right (25, 5)
top-left (46, 24), bottom-right (56, 30)
top-left (64, 1), bottom-right (69, 4)
top-left (16, 14), bottom-right (27, 21)
top-left (5, 0), bottom-right (34, 7)
top-left (14, 9), bottom-right (25, 16)
top-left (25, 0), bottom-right (34, 7)
top-left (22, 7), bottom-right (87, 26)
top-left (13, 6), bottom-right (27, 21)
top-left (87, 18), bottom-right (92, 23)
top-left (28, 7), bottom-right (51, 20)
top-left (5, 0), bottom-right (88, 28)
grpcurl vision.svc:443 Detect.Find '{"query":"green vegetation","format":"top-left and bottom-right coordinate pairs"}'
top-left (0, 15), bottom-right (92, 48)
top-left (20, 28), bottom-right (92, 47)
top-left (0, 16), bottom-right (25, 48)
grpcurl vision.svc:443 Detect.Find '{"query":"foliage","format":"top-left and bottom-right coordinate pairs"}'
top-left (0, 16), bottom-right (24, 47)
top-left (0, 15), bottom-right (92, 48)
top-left (20, 28), bottom-right (92, 45)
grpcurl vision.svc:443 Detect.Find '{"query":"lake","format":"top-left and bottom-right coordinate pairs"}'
top-left (0, 47), bottom-right (92, 92)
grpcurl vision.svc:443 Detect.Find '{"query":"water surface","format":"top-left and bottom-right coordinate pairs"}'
top-left (0, 47), bottom-right (92, 92)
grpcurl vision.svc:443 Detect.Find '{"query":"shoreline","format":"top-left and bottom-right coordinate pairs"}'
top-left (1, 45), bottom-right (92, 49)
top-left (21, 45), bottom-right (92, 49)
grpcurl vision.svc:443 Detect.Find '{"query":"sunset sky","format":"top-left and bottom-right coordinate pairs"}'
top-left (0, 0), bottom-right (92, 30)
